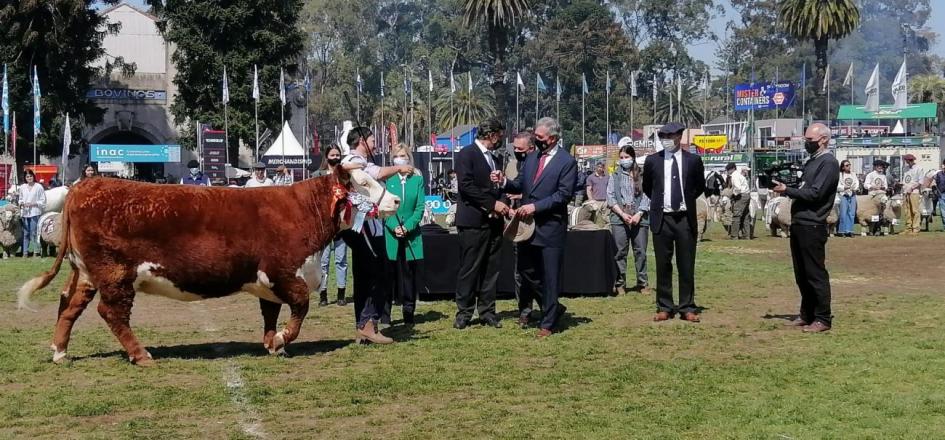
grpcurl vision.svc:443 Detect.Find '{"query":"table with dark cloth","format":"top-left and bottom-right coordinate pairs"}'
top-left (418, 228), bottom-right (617, 296)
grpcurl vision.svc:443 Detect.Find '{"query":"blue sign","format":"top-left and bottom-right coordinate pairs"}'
top-left (734, 82), bottom-right (796, 111)
top-left (90, 144), bottom-right (182, 163)
top-left (424, 195), bottom-right (452, 215)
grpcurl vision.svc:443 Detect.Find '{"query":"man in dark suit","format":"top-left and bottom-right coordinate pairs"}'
top-left (499, 117), bottom-right (577, 338)
top-left (453, 118), bottom-right (510, 329)
top-left (642, 122), bottom-right (706, 323)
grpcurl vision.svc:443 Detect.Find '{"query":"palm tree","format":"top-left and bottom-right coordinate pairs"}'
top-left (463, 0), bottom-right (529, 126)
top-left (653, 86), bottom-right (704, 127)
top-left (780, 0), bottom-right (860, 118)
top-left (434, 88), bottom-right (496, 130)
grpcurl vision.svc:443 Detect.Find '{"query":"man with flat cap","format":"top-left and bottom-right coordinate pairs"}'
top-left (642, 122), bottom-right (706, 322)
top-left (244, 162), bottom-right (274, 187)
top-left (181, 159), bottom-right (211, 186)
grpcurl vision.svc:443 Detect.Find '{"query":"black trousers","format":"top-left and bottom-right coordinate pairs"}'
top-left (515, 243), bottom-right (541, 318)
top-left (652, 213), bottom-right (697, 314)
top-left (455, 224), bottom-right (503, 321)
top-left (341, 228), bottom-right (390, 328)
top-left (789, 224), bottom-right (832, 326)
top-left (391, 242), bottom-right (421, 316)
top-left (518, 244), bottom-right (566, 330)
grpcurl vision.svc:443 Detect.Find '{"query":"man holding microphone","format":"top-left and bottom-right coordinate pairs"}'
top-left (772, 123), bottom-right (840, 333)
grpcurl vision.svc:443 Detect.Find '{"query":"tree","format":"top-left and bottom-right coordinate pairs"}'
top-left (0, 0), bottom-right (131, 165)
top-left (909, 75), bottom-right (945, 123)
top-left (653, 86), bottom-right (704, 127)
top-left (463, 0), bottom-right (530, 127)
top-left (434, 87), bottom-right (496, 129)
top-left (780, 0), bottom-right (860, 117)
top-left (147, 0), bottom-right (304, 164)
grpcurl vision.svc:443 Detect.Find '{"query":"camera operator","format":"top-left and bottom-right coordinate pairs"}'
top-left (771, 123), bottom-right (840, 333)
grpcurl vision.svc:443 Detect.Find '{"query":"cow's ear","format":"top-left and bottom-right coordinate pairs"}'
top-left (334, 165), bottom-right (351, 185)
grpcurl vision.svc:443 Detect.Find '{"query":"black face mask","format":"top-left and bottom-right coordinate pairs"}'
top-left (514, 151), bottom-right (528, 162)
top-left (535, 138), bottom-right (555, 152)
top-left (804, 140), bottom-right (821, 154)
top-left (493, 137), bottom-right (505, 150)
top-left (327, 158), bottom-right (341, 166)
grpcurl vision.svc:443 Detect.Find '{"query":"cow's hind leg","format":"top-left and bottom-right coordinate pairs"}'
top-left (97, 285), bottom-right (153, 366)
top-left (51, 272), bottom-right (96, 363)
top-left (270, 278), bottom-right (311, 355)
top-left (259, 299), bottom-right (281, 354)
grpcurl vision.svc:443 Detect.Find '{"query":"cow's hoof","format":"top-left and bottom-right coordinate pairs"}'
top-left (130, 351), bottom-right (155, 367)
top-left (268, 331), bottom-right (287, 356)
top-left (52, 350), bottom-right (69, 364)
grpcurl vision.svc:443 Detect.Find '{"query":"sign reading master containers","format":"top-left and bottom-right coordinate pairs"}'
top-left (91, 144), bottom-right (182, 163)
top-left (86, 88), bottom-right (168, 102)
top-left (733, 82), bottom-right (795, 111)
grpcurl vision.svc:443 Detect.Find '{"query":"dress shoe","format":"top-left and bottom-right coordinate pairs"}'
top-left (653, 311), bottom-right (672, 322)
top-left (802, 321), bottom-right (831, 333)
top-left (403, 311), bottom-right (415, 325)
top-left (453, 317), bottom-right (470, 330)
top-left (785, 317), bottom-right (810, 327)
top-left (481, 316), bottom-right (503, 328)
top-left (682, 312), bottom-right (701, 323)
top-left (517, 315), bottom-right (530, 329)
top-left (536, 328), bottom-right (553, 339)
top-left (355, 322), bottom-right (394, 344)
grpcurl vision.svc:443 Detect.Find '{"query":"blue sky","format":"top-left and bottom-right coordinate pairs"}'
top-left (116, 0), bottom-right (945, 71)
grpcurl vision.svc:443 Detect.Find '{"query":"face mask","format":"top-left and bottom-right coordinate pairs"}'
top-left (536, 138), bottom-right (555, 152)
top-left (514, 151), bottom-right (527, 162)
top-left (393, 157), bottom-right (409, 166)
top-left (327, 158), bottom-right (341, 166)
top-left (804, 140), bottom-right (820, 154)
top-left (618, 159), bottom-right (633, 169)
top-left (189, 168), bottom-right (199, 175)
top-left (661, 139), bottom-right (676, 151)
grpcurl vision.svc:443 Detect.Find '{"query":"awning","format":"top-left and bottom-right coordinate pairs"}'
top-left (836, 103), bottom-right (938, 120)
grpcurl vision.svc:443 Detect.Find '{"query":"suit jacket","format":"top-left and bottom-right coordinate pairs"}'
top-left (505, 148), bottom-right (578, 247)
top-left (455, 143), bottom-right (505, 228)
top-left (642, 149), bottom-right (706, 236)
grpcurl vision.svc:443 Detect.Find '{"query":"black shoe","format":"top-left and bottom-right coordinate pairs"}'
top-left (453, 317), bottom-right (470, 330)
top-left (335, 288), bottom-right (346, 306)
top-left (481, 316), bottom-right (503, 328)
top-left (403, 311), bottom-right (415, 325)
top-left (318, 291), bottom-right (328, 307)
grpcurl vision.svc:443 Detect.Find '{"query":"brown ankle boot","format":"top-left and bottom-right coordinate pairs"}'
top-left (355, 322), bottom-right (393, 344)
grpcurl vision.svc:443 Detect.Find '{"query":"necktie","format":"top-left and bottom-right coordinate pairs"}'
top-left (534, 154), bottom-right (549, 183)
top-left (484, 151), bottom-right (495, 171)
top-left (671, 155), bottom-right (682, 211)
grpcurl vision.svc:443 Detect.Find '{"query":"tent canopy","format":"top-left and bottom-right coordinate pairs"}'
top-left (836, 103), bottom-right (938, 121)
top-left (262, 121), bottom-right (305, 157)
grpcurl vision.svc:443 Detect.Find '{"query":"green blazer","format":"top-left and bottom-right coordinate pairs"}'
top-left (384, 173), bottom-right (425, 261)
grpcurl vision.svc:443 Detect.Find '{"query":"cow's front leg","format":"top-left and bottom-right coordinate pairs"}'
top-left (259, 298), bottom-right (281, 354)
top-left (271, 278), bottom-right (311, 355)
top-left (97, 284), bottom-right (153, 366)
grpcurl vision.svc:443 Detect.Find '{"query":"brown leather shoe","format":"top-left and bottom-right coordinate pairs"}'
top-left (785, 317), bottom-right (810, 327)
top-left (355, 322), bottom-right (394, 344)
top-left (682, 312), bottom-right (701, 323)
top-left (517, 315), bottom-right (530, 329)
top-left (536, 328), bottom-right (553, 339)
top-left (653, 312), bottom-right (671, 322)
top-left (802, 321), bottom-right (831, 333)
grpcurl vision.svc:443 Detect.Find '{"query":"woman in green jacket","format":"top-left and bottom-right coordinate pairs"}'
top-left (384, 144), bottom-right (426, 324)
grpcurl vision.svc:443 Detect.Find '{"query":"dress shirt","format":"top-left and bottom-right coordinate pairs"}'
top-left (730, 171), bottom-right (749, 196)
top-left (475, 139), bottom-right (496, 171)
top-left (663, 148), bottom-right (686, 212)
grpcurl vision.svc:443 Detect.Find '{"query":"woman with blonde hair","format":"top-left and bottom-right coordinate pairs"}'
top-left (383, 144), bottom-right (426, 324)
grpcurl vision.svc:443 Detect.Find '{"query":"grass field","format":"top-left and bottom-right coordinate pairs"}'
top-left (2, 224), bottom-right (945, 439)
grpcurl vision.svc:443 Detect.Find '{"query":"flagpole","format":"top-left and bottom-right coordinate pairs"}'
top-left (224, 100), bottom-right (230, 166)
top-left (606, 72), bottom-right (610, 146)
top-left (428, 71), bottom-right (433, 151)
top-left (802, 64), bottom-right (807, 123)
top-left (254, 98), bottom-right (259, 161)
top-left (630, 73), bottom-right (635, 139)
top-left (515, 76), bottom-right (520, 133)
top-left (535, 73), bottom-right (539, 125)
top-left (703, 72), bottom-right (708, 124)
top-left (356, 69), bottom-right (361, 123)
top-left (581, 82), bottom-right (586, 145)
top-left (303, 73), bottom-right (310, 179)
top-left (827, 68), bottom-right (831, 128)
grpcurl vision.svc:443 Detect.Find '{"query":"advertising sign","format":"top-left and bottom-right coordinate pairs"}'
top-left (86, 88), bottom-right (167, 102)
top-left (90, 144), bottom-right (182, 163)
top-left (692, 135), bottom-right (728, 154)
top-left (574, 145), bottom-right (607, 159)
top-left (734, 82), bottom-right (796, 111)
top-left (431, 143), bottom-right (454, 161)
top-left (425, 195), bottom-right (452, 215)
top-left (201, 129), bottom-right (227, 185)
top-left (700, 153), bottom-right (748, 166)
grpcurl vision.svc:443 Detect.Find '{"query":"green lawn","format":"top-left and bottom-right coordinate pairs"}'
top-left (1, 226), bottom-right (944, 439)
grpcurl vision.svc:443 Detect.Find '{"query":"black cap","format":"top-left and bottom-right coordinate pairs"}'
top-left (253, 161), bottom-right (266, 169)
top-left (725, 162), bottom-right (737, 171)
top-left (187, 160), bottom-right (199, 168)
top-left (873, 159), bottom-right (887, 167)
top-left (658, 122), bottom-right (686, 135)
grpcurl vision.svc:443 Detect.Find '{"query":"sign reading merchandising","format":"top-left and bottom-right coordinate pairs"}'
top-left (91, 144), bottom-right (182, 163)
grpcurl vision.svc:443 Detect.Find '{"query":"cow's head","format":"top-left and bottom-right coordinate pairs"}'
top-left (330, 167), bottom-right (401, 230)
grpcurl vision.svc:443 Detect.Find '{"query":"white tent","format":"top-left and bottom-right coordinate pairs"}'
top-left (891, 120), bottom-right (905, 134)
top-left (263, 121), bottom-right (305, 158)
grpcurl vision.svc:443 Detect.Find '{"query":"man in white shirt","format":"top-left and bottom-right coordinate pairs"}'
top-left (725, 162), bottom-right (751, 239)
top-left (243, 162), bottom-right (273, 187)
top-left (863, 160), bottom-right (888, 195)
top-left (900, 154), bottom-right (925, 234)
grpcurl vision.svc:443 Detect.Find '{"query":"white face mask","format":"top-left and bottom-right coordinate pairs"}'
top-left (661, 139), bottom-right (676, 151)
top-left (393, 157), bottom-right (409, 166)
top-left (189, 168), bottom-right (200, 175)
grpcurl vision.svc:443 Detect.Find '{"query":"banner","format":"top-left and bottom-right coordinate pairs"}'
top-left (424, 195), bottom-right (453, 215)
top-left (733, 82), bottom-right (795, 111)
top-left (700, 153), bottom-right (748, 166)
top-left (91, 144), bottom-right (182, 163)
top-left (692, 135), bottom-right (727, 153)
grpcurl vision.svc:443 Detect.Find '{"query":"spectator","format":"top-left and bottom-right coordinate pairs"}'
top-left (585, 161), bottom-right (610, 224)
top-left (313, 145), bottom-right (348, 306)
top-left (900, 154), bottom-right (924, 235)
top-left (74, 164), bottom-right (97, 185)
top-left (607, 144), bottom-right (650, 295)
top-left (244, 162), bottom-right (273, 187)
top-left (836, 160), bottom-right (859, 237)
top-left (726, 162), bottom-right (751, 240)
top-left (863, 160), bottom-right (888, 195)
top-left (181, 160), bottom-right (211, 186)
top-left (18, 169), bottom-right (46, 258)
top-left (933, 160), bottom-right (945, 232)
top-left (273, 165), bottom-right (293, 186)
top-left (446, 169), bottom-right (458, 202)
top-left (383, 144), bottom-right (426, 324)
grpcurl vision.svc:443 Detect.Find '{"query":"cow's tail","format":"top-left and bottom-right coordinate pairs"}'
top-left (17, 208), bottom-right (71, 311)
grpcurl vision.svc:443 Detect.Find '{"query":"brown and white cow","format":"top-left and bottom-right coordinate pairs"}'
top-left (17, 168), bottom-right (399, 366)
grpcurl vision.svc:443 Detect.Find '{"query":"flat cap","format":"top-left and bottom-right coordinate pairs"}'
top-left (903, 153), bottom-right (916, 161)
top-left (253, 161), bottom-right (266, 169)
top-left (658, 122), bottom-right (686, 135)
top-left (725, 162), bottom-right (737, 171)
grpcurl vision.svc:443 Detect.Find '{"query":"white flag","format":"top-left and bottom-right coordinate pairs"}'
top-left (556, 75), bottom-right (561, 101)
top-left (516, 71), bottom-right (524, 89)
top-left (468, 72), bottom-right (472, 92)
top-left (252, 65), bottom-right (260, 101)
top-left (279, 68), bottom-right (286, 105)
top-left (581, 73), bottom-right (588, 95)
top-left (864, 64), bottom-right (880, 112)
top-left (630, 71), bottom-right (638, 98)
top-left (702, 72), bottom-right (709, 91)
top-left (842, 63), bottom-right (854, 87)
top-left (222, 66), bottom-right (229, 105)
top-left (450, 69), bottom-right (455, 94)
top-left (606, 71), bottom-right (611, 94)
top-left (61, 113), bottom-right (71, 171)
top-left (428, 69), bottom-right (433, 92)
top-left (676, 72), bottom-right (682, 103)
top-left (892, 58), bottom-right (908, 110)
top-left (821, 64), bottom-right (830, 94)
